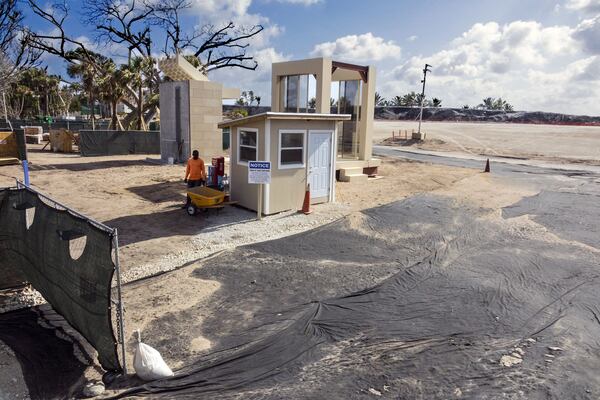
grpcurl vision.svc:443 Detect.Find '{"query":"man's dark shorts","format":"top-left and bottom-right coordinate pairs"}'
top-left (187, 179), bottom-right (205, 188)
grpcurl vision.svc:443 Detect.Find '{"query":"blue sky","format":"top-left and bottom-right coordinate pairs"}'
top-left (23, 0), bottom-right (600, 115)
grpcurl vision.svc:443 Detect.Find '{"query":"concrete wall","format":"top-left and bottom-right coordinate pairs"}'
top-left (270, 57), bottom-right (375, 162)
top-left (271, 58), bottom-right (332, 114)
top-left (160, 80), bottom-right (230, 163)
top-left (359, 66), bottom-right (375, 160)
top-left (159, 81), bottom-right (190, 163)
top-left (189, 80), bottom-right (227, 161)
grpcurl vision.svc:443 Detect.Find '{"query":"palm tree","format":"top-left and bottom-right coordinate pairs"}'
top-left (123, 57), bottom-right (153, 130)
top-left (415, 93), bottom-right (425, 107)
top-left (431, 98), bottom-right (442, 107)
top-left (478, 97), bottom-right (495, 110)
top-left (375, 92), bottom-right (386, 106)
top-left (391, 95), bottom-right (403, 106)
top-left (402, 91), bottom-right (418, 107)
top-left (98, 60), bottom-right (129, 130)
top-left (66, 49), bottom-right (109, 129)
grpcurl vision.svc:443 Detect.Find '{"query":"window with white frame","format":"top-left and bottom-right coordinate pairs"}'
top-left (238, 128), bottom-right (257, 164)
top-left (279, 130), bottom-right (305, 168)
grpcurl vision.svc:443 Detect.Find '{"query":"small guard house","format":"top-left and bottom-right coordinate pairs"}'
top-left (218, 112), bottom-right (350, 215)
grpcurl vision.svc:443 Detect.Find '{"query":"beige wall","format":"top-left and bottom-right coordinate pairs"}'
top-left (189, 80), bottom-right (226, 161)
top-left (229, 119), bottom-right (265, 212)
top-left (271, 58), bottom-right (332, 114)
top-left (229, 117), bottom-right (337, 214)
top-left (270, 57), bottom-right (375, 162)
top-left (359, 66), bottom-right (375, 160)
top-left (267, 119), bottom-right (336, 214)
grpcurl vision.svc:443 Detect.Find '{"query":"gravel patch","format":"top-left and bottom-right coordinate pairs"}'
top-left (121, 201), bottom-right (351, 283)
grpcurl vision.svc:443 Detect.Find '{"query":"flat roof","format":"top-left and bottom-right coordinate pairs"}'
top-left (218, 112), bottom-right (352, 129)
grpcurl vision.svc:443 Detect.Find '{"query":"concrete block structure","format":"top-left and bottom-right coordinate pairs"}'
top-left (271, 57), bottom-right (380, 180)
top-left (158, 55), bottom-right (239, 163)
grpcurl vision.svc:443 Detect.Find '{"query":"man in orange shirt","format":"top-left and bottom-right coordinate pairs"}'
top-left (184, 150), bottom-right (206, 207)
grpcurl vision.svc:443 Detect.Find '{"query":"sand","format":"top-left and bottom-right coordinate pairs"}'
top-left (0, 146), bottom-right (475, 281)
top-left (0, 144), bottom-right (477, 398)
top-left (4, 123), bottom-right (580, 398)
top-left (374, 120), bottom-right (600, 164)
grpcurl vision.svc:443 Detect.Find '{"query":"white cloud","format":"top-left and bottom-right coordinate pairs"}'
top-left (381, 19), bottom-right (600, 115)
top-left (271, 0), bottom-right (322, 4)
top-left (209, 47), bottom-right (291, 103)
top-left (573, 16), bottom-right (600, 54)
top-left (565, 0), bottom-right (600, 14)
top-left (407, 35), bottom-right (418, 42)
top-left (310, 33), bottom-right (401, 62)
top-left (188, 0), bottom-right (283, 48)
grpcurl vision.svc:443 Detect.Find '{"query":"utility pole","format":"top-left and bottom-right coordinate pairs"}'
top-left (416, 63), bottom-right (432, 140)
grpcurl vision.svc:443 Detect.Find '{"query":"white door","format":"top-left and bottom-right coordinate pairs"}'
top-left (308, 131), bottom-right (332, 199)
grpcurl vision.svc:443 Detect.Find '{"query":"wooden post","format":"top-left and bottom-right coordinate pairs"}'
top-left (257, 183), bottom-right (262, 221)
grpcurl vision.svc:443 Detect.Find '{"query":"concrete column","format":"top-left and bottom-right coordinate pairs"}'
top-left (271, 71), bottom-right (281, 112)
top-left (316, 58), bottom-right (332, 114)
top-left (358, 65), bottom-right (375, 160)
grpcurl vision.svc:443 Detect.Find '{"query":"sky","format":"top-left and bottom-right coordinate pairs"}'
top-left (23, 0), bottom-right (600, 115)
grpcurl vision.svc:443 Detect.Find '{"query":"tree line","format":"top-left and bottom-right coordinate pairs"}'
top-left (375, 92), bottom-right (515, 111)
top-left (375, 92), bottom-right (443, 108)
top-left (0, 0), bottom-right (264, 130)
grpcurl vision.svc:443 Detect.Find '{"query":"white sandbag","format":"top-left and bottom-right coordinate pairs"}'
top-left (133, 330), bottom-right (174, 381)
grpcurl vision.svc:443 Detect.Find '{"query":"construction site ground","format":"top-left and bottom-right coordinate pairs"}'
top-left (1, 126), bottom-right (600, 399)
top-left (375, 120), bottom-right (600, 165)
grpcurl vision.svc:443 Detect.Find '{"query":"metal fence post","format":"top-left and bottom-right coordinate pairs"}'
top-left (112, 229), bottom-right (128, 375)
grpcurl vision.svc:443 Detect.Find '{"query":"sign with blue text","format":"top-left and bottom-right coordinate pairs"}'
top-left (248, 161), bottom-right (271, 184)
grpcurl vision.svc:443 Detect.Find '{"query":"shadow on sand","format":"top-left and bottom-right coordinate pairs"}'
top-left (103, 205), bottom-right (257, 247)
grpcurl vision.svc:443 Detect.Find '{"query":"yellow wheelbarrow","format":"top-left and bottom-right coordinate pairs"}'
top-left (186, 186), bottom-right (226, 216)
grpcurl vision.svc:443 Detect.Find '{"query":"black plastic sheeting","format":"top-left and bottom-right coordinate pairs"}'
top-left (503, 190), bottom-right (600, 249)
top-left (79, 130), bottom-right (160, 156)
top-left (0, 307), bottom-right (88, 399)
top-left (0, 187), bottom-right (121, 372)
top-left (113, 194), bottom-right (600, 399)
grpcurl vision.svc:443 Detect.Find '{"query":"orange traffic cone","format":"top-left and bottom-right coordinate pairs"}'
top-left (484, 158), bottom-right (490, 173)
top-left (299, 184), bottom-right (311, 214)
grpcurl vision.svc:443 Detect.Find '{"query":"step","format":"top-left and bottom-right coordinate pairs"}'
top-left (340, 173), bottom-right (368, 183)
top-left (339, 167), bottom-right (363, 176)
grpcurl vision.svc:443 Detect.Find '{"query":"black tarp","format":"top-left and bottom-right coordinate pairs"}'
top-left (112, 194), bottom-right (600, 399)
top-left (0, 187), bottom-right (121, 372)
top-left (79, 130), bottom-right (160, 156)
top-left (0, 307), bottom-right (88, 399)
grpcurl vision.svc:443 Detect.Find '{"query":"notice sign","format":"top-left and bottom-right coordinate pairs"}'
top-left (248, 161), bottom-right (271, 184)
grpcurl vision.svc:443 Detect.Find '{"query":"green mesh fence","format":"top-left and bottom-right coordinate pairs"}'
top-left (0, 187), bottom-right (122, 372)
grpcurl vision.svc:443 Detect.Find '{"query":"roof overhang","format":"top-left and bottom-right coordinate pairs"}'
top-left (218, 112), bottom-right (352, 129)
top-left (332, 61), bottom-right (369, 83)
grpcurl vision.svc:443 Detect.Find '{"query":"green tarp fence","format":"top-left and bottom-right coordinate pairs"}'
top-left (80, 130), bottom-right (160, 156)
top-left (0, 186), bottom-right (122, 372)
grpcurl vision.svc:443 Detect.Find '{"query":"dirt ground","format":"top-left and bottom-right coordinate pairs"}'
top-left (0, 144), bottom-right (476, 399)
top-left (107, 165), bottom-right (600, 399)
top-left (374, 120), bottom-right (600, 165)
top-left (5, 126), bottom-right (599, 398)
top-left (0, 145), bottom-right (475, 282)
